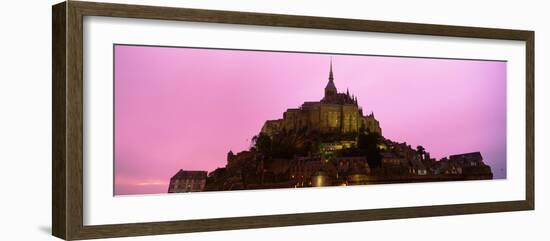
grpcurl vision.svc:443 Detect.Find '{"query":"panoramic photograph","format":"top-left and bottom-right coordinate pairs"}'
top-left (114, 44), bottom-right (506, 196)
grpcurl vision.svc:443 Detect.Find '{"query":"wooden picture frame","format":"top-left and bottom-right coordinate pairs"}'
top-left (52, 1), bottom-right (534, 240)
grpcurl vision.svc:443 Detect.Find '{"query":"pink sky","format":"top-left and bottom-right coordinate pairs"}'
top-left (114, 45), bottom-right (507, 195)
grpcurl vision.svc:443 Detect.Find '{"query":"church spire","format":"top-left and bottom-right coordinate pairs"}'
top-left (325, 57), bottom-right (337, 97)
top-left (329, 57), bottom-right (334, 82)
top-left (325, 57), bottom-right (336, 91)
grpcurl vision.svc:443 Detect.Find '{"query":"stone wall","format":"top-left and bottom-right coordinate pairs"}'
top-left (261, 102), bottom-right (381, 136)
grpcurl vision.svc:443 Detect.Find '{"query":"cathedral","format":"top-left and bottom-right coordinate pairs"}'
top-left (261, 60), bottom-right (382, 136)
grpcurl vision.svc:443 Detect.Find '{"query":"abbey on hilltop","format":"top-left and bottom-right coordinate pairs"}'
top-left (168, 59), bottom-right (493, 193)
top-left (261, 60), bottom-right (382, 137)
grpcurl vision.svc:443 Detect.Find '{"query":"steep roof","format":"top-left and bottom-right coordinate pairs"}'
top-left (449, 152), bottom-right (483, 160)
top-left (170, 170), bottom-right (207, 180)
top-left (325, 59), bottom-right (337, 91)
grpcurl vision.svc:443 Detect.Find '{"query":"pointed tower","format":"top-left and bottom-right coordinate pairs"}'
top-left (324, 58), bottom-right (337, 98)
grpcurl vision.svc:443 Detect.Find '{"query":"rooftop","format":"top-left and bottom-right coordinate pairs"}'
top-left (170, 170), bottom-right (207, 180)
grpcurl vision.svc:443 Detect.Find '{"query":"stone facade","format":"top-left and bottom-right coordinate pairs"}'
top-left (167, 170), bottom-right (207, 193)
top-left (261, 61), bottom-right (382, 137)
top-left (433, 152), bottom-right (493, 179)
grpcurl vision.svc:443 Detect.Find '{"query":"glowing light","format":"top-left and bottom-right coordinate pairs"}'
top-left (136, 181), bottom-right (166, 186)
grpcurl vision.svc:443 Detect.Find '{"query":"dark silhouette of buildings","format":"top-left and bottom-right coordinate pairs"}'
top-left (168, 60), bottom-right (493, 193)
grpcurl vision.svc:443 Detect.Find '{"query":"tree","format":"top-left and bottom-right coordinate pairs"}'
top-left (357, 131), bottom-right (382, 168)
top-left (253, 132), bottom-right (272, 157)
top-left (416, 145), bottom-right (426, 160)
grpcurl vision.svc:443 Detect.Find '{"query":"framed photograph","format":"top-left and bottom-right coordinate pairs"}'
top-left (52, 1), bottom-right (534, 240)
